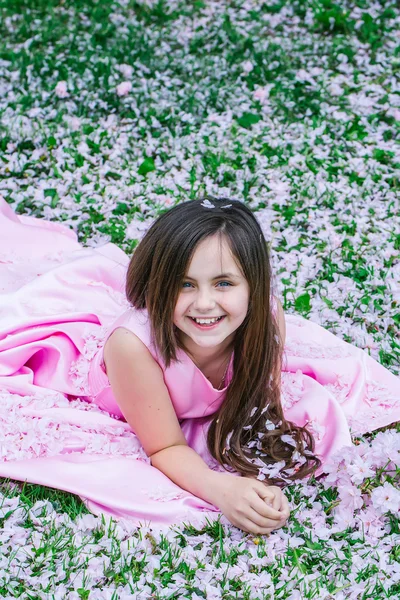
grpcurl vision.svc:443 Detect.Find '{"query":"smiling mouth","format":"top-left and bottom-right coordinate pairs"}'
top-left (188, 315), bottom-right (226, 327)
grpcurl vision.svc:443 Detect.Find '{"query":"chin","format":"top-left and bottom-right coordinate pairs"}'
top-left (194, 339), bottom-right (224, 347)
top-left (194, 331), bottom-right (232, 344)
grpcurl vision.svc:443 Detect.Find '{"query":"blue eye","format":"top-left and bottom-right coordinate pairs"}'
top-left (182, 281), bottom-right (232, 288)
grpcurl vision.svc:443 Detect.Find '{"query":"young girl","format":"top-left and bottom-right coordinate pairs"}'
top-left (0, 195), bottom-right (398, 533)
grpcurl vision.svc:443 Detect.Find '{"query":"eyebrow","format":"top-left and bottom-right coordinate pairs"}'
top-left (184, 272), bottom-right (240, 281)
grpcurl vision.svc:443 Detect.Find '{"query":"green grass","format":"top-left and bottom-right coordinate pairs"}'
top-left (0, 0), bottom-right (399, 597)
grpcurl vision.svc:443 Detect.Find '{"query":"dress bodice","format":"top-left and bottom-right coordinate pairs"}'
top-left (88, 307), bottom-right (234, 422)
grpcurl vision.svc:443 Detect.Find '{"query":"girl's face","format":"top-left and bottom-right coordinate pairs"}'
top-left (173, 234), bottom-right (250, 355)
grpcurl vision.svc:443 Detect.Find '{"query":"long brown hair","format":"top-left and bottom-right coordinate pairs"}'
top-left (125, 197), bottom-right (321, 483)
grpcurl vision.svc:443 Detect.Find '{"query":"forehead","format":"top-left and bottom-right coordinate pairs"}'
top-left (187, 235), bottom-right (242, 275)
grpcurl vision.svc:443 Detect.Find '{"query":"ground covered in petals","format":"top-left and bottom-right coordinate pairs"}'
top-left (0, 0), bottom-right (399, 598)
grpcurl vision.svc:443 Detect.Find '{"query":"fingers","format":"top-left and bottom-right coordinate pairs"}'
top-left (245, 505), bottom-right (285, 531)
top-left (238, 516), bottom-right (274, 536)
top-left (250, 493), bottom-right (283, 521)
top-left (270, 492), bottom-right (281, 512)
top-left (237, 512), bottom-right (288, 536)
top-left (256, 486), bottom-right (285, 513)
top-left (225, 479), bottom-right (291, 535)
top-left (255, 486), bottom-right (290, 523)
top-left (270, 489), bottom-right (289, 516)
top-left (279, 494), bottom-right (291, 519)
top-left (267, 486), bottom-right (290, 518)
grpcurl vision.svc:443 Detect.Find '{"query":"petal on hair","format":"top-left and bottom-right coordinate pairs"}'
top-left (200, 199), bottom-right (215, 209)
top-left (281, 434), bottom-right (297, 447)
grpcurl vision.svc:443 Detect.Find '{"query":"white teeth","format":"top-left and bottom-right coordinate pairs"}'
top-left (193, 317), bottom-right (222, 325)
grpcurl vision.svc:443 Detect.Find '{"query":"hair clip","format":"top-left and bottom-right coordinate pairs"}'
top-left (201, 199), bottom-right (215, 209)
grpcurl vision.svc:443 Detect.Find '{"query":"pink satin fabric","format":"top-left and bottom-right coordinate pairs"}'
top-left (0, 195), bottom-right (399, 529)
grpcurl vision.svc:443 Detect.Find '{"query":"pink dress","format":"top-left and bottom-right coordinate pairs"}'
top-left (0, 195), bottom-right (399, 529)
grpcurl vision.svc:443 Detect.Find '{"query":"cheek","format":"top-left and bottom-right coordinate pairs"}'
top-left (223, 298), bottom-right (249, 322)
top-left (233, 289), bottom-right (250, 314)
top-left (236, 304), bottom-right (249, 322)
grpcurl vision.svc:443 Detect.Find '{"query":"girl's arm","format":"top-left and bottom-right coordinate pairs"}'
top-left (103, 327), bottom-right (224, 506)
top-left (104, 327), bottom-right (290, 533)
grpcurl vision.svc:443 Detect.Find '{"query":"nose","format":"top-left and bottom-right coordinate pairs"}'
top-left (192, 288), bottom-right (217, 312)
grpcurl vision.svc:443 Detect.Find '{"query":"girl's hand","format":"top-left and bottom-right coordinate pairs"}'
top-left (212, 474), bottom-right (290, 535)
